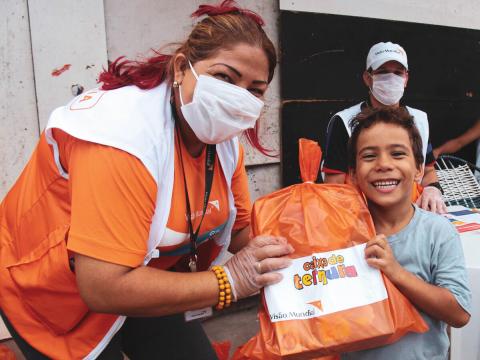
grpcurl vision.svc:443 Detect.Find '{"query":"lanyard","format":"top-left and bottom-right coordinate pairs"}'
top-left (175, 126), bottom-right (216, 272)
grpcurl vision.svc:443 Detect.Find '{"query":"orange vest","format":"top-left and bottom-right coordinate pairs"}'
top-left (0, 136), bottom-right (121, 359)
top-left (0, 83), bottom-right (241, 359)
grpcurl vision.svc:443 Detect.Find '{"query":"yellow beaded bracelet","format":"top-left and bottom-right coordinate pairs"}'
top-left (211, 265), bottom-right (232, 310)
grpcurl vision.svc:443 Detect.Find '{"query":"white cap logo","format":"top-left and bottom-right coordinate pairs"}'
top-left (366, 42), bottom-right (408, 71)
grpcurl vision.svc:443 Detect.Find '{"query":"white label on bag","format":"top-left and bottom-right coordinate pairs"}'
top-left (264, 243), bottom-right (388, 322)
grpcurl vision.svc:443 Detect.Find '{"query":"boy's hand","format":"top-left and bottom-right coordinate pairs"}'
top-left (364, 234), bottom-right (403, 282)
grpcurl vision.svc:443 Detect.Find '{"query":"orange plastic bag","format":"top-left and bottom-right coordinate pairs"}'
top-left (0, 344), bottom-right (16, 360)
top-left (412, 182), bottom-right (423, 203)
top-left (212, 340), bottom-right (231, 360)
top-left (233, 139), bottom-right (427, 359)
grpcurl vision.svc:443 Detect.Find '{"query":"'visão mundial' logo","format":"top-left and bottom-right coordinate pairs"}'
top-left (270, 309), bottom-right (315, 321)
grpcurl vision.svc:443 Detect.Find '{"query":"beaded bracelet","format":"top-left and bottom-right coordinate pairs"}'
top-left (211, 265), bottom-right (232, 310)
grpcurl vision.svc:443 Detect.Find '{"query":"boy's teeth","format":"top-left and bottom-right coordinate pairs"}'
top-left (373, 180), bottom-right (399, 188)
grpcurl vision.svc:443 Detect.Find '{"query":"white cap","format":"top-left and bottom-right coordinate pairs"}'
top-left (366, 42), bottom-right (408, 71)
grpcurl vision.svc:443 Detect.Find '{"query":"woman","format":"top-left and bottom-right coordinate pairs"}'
top-left (0, 1), bottom-right (293, 359)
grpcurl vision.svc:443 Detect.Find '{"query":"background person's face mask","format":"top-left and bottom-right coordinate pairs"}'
top-left (179, 61), bottom-right (264, 145)
top-left (370, 73), bottom-right (406, 106)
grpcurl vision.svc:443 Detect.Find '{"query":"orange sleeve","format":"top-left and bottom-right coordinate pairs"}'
top-left (231, 144), bottom-right (252, 231)
top-left (57, 131), bottom-right (157, 267)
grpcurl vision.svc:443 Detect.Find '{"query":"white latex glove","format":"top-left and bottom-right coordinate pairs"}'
top-left (416, 186), bottom-right (447, 214)
top-left (224, 235), bottom-right (293, 301)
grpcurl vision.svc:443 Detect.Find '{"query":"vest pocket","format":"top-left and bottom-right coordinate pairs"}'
top-left (6, 225), bottom-right (89, 335)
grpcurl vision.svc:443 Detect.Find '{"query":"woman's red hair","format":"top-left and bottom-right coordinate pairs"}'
top-left (98, 0), bottom-right (276, 155)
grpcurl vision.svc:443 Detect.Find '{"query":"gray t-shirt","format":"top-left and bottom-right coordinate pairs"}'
top-left (342, 206), bottom-right (471, 360)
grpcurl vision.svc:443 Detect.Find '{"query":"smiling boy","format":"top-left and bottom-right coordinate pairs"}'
top-left (323, 42), bottom-right (445, 214)
top-left (343, 107), bottom-right (471, 359)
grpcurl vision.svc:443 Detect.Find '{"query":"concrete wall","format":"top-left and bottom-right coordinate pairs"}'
top-left (28, 0), bottom-right (108, 130)
top-left (0, 0), bottom-right (281, 201)
top-left (1, 0), bottom-right (39, 198)
top-left (280, 0), bottom-right (480, 30)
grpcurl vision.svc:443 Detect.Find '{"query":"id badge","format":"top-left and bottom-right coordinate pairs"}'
top-left (184, 306), bottom-right (213, 322)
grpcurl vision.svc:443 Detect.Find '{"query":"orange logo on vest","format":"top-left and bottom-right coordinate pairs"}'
top-left (70, 90), bottom-right (105, 111)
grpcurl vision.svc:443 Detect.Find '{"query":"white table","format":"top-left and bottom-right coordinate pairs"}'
top-left (447, 206), bottom-right (480, 360)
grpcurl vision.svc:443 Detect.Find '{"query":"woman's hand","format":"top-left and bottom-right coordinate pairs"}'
top-left (74, 235), bottom-right (293, 315)
top-left (224, 235), bottom-right (294, 301)
top-left (364, 234), bottom-right (403, 282)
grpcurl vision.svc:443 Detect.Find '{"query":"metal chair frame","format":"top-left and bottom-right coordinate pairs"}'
top-left (434, 155), bottom-right (480, 209)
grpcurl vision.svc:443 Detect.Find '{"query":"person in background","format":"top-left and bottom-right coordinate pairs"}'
top-left (344, 107), bottom-right (470, 359)
top-left (0, 1), bottom-right (293, 359)
top-left (322, 41), bottom-right (447, 214)
top-left (434, 119), bottom-right (480, 180)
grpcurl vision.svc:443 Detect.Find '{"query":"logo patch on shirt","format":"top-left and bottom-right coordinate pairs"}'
top-left (187, 200), bottom-right (220, 221)
top-left (70, 90), bottom-right (105, 111)
top-left (209, 200), bottom-right (220, 211)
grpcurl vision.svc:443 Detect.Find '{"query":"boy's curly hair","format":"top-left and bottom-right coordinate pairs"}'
top-left (348, 107), bottom-right (424, 170)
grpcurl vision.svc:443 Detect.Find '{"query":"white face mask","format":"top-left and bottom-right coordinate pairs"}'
top-left (179, 61), bottom-right (264, 144)
top-left (370, 73), bottom-right (406, 106)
